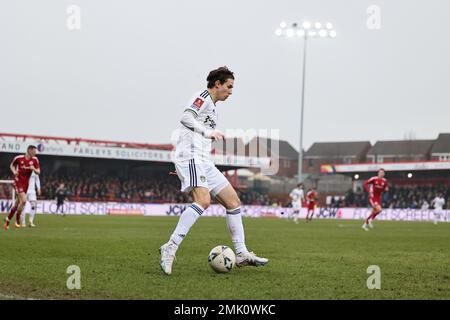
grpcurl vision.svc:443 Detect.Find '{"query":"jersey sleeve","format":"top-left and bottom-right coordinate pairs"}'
top-left (184, 92), bottom-right (210, 117)
top-left (33, 158), bottom-right (40, 169)
top-left (363, 177), bottom-right (375, 193)
top-left (35, 174), bottom-right (41, 189)
top-left (180, 111), bottom-right (214, 138)
top-left (10, 156), bottom-right (20, 168)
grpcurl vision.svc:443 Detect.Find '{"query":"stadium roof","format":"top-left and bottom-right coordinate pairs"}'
top-left (0, 132), bottom-right (173, 150)
top-left (246, 137), bottom-right (299, 160)
top-left (321, 160), bottom-right (450, 173)
top-left (305, 141), bottom-right (371, 158)
top-left (367, 140), bottom-right (435, 156)
top-left (430, 133), bottom-right (450, 154)
top-left (0, 132), bottom-right (270, 168)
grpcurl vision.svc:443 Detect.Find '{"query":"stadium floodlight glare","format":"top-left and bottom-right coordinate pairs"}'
top-left (286, 28), bottom-right (295, 37)
top-left (297, 29), bottom-right (306, 37)
top-left (302, 21), bottom-right (312, 29)
top-left (354, 174), bottom-right (360, 180)
top-left (274, 20), bottom-right (336, 182)
top-left (274, 21), bottom-right (336, 39)
top-left (408, 173), bottom-right (413, 178)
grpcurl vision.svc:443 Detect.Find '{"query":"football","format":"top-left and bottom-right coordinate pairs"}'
top-left (208, 245), bottom-right (236, 273)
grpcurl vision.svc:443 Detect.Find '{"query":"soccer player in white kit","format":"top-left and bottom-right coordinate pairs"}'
top-left (289, 183), bottom-right (305, 224)
top-left (159, 67), bottom-right (268, 275)
top-left (20, 171), bottom-right (41, 227)
top-left (431, 193), bottom-right (445, 225)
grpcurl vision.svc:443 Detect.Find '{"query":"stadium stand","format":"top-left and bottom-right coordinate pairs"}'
top-left (0, 169), bottom-right (272, 205)
top-left (1, 132), bottom-right (449, 208)
top-left (342, 184), bottom-right (450, 209)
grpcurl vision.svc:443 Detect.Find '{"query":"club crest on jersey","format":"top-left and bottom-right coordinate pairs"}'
top-left (192, 98), bottom-right (204, 110)
top-left (200, 176), bottom-right (206, 182)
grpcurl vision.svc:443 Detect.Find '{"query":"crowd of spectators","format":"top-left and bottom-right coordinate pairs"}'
top-left (0, 169), bottom-right (272, 205)
top-left (40, 172), bottom-right (191, 203)
top-left (2, 168), bottom-right (449, 208)
top-left (342, 184), bottom-right (450, 209)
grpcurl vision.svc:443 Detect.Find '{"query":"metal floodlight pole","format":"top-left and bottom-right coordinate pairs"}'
top-left (299, 32), bottom-right (307, 184)
top-left (275, 21), bottom-right (336, 183)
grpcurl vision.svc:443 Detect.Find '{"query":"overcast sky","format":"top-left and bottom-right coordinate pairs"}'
top-left (1, 0), bottom-right (449, 151)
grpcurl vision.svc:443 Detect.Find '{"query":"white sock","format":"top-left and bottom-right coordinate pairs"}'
top-left (30, 201), bottom-right (37, 223)
top-left (21, 212), bottom-right (26, 225)
top-left (226, 207), bottom-right (248, 254)
top-left (294, 212), bottom-right (298, 223)
top-left (169, 203), bottom-right (203, 246)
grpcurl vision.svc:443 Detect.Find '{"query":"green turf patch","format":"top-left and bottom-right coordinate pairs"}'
top-left (1, 214), bottom-right (449, 299)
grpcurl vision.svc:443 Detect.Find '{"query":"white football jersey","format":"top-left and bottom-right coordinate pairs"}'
top-left (175, 89), bottom-right (218, 163)
top-left (433, 197), bottom-right (445, 210)
top-left (26, 171), bottom-right (41, 195)
top-left (290, 188), bottom-right (304, 204)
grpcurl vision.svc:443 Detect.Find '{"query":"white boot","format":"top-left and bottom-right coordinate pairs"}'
top-left (236, 251), bottom-right (269, 267)
top-left (159, 242), bottom-right (178, 275)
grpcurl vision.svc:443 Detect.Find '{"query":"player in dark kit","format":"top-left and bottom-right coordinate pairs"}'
top-left (55, 183), bottom-right (68, 216)
top-left (362, 168), bottom-right (389, 231)
top-left (4, 145), bottom-right (41, 230)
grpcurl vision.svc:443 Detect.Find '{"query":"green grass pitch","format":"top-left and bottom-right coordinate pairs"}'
top-left (1, 214), bottom-right (449, 300)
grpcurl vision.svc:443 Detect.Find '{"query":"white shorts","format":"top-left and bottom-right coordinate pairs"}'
top-left (175, 159), bottom-right (230, 197)
top-left (27, 193), bottom-right (37, 202)
top-left (292, 202), bottom-right (302, 211)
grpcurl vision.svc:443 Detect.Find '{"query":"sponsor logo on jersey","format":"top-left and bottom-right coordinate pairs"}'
top-left (193, 98), bottom-right (204, 110)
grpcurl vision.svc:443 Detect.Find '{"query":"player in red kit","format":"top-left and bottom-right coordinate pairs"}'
top-left (362, 168), bottom-right (388, 231)
top-left (306, 187), bottom-right (318, 222)
top-left (4, 145), bottom-right (41, 230)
